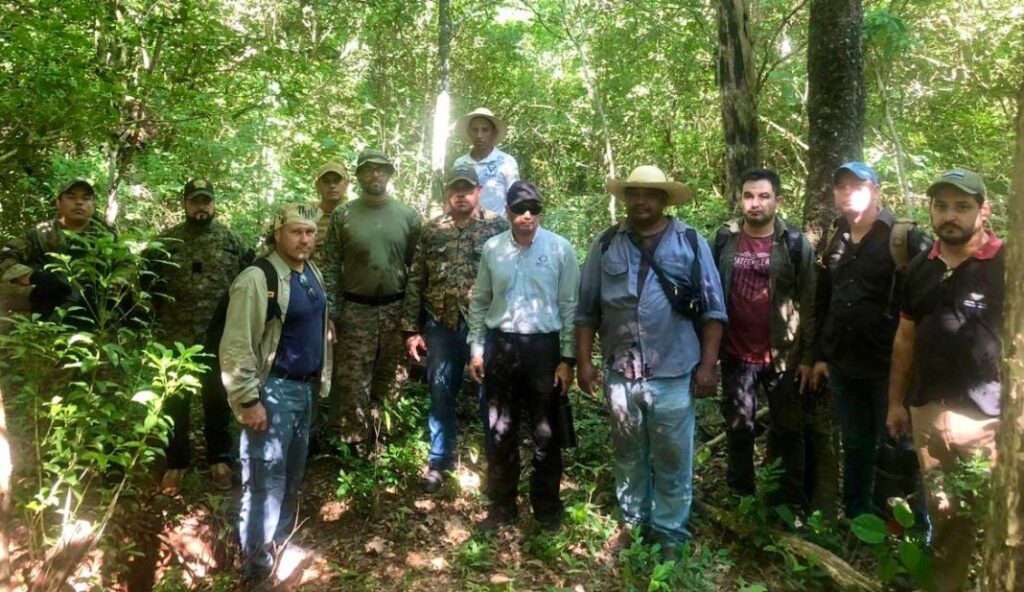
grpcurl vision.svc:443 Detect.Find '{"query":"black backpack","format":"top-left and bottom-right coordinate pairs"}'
top-left (204, 257), bottom-right (282, 355)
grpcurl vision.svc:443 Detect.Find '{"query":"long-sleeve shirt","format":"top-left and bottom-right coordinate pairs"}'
top-left (575, 218), bottom-right (728, 380)
top-left (467, 227), bottom-right (580, 359)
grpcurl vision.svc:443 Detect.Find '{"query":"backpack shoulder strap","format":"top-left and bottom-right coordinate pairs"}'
top-left (598, 223), bottom-right (620, 254)
top-left (889, 218), bottom-right (915, 273)
top-left (684, 227), bottom-right (701, 287)
top-left (253, 257), bottom-right (281, 322)
top-left (712, 226), bottom-right (731, 267)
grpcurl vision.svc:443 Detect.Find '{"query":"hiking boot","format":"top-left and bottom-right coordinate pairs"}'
top-left (160, 469), bottom-right (184, 496)
top-left (210, 463), bottom-right (233, 491)
top-left (421, 467), bottom-right (444, 494)
top-left (477, 508), bottom-right (517, 532)
top-left (535, 510), bottom-right (563, 533)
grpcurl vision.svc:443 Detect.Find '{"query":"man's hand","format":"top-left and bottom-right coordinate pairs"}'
top-left (553, 362), bottom-right (574, 395)
top-left (796, 364), bottom-right (812, 395)
top-left (810, 361), bottom-right (830, 392)
top-left (240, 402), bottom-right (268, 432)
top-left (469, 355), bottom-right (485, 384)
top-left (328, 319), bottom-right (338, 344)
top-left (886, 405), bottom-right (911, 439)
top-left (577, 359), bottom-right (600, 397)
top-left (406, 334), bottom-right (427, 362)
top-left (691, 362), bottom-right (718, 398)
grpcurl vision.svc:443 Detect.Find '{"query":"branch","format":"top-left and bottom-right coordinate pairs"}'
top-left (756, 0), bottom-right (810, 90)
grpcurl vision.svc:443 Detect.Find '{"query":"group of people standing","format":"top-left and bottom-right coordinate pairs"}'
top-left (0, 105), bottom-right (1005, 592)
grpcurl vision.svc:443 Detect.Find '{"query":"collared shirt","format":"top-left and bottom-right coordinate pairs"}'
top-left (401, 210), bottom-right (508, 333)
top-left (467, 227), bottom-right (580, 358)
top-left (453, 148), bottom-right (520, 216)
top-left (814, 208), bottom-right (932, 377)
top-left (900, 232), bottom-right (1004, 416)
top-left (575, 218), bottom-right (728, 380)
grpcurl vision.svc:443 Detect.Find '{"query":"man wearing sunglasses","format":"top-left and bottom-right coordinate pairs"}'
top-left (467, 181), bottom-right (580, 532)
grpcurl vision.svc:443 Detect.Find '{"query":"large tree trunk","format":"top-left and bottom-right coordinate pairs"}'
top-left (0, 385), bottom-right (10, 591)
top-left (717, 0), bottom-right (759, 209)
top-left (800, 0), bottom-right (866, 239)
top-left (980, 73), bottom-right (1024, 592)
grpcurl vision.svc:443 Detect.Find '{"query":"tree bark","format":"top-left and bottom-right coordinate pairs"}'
top-left (800, 0), bottom-right (866, 239)
top-left (980, 73), bottom-right (1024, 592)
top-left (0, 385), bottom-right (10, 591)
top-left (717, 0), bottom-right (759, 209)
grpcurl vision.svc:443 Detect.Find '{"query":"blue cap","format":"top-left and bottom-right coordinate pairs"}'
top-left (834, 161), bottom-right (879, 185)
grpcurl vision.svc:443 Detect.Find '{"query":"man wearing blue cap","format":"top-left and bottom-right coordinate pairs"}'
top-left (811, 162), bottom-right (932, 521)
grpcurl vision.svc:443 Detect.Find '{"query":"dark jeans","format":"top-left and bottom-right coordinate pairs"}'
top-left (165, 360), bottom-right (233, 469)
top-left (483, 330), bottom-right (563, 520)
top-left (720, 355), bottom-right (807, 510)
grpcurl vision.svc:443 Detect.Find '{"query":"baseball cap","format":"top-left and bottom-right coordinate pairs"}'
top-left (57, 178), bottom-right (95, 198)
top-left (316, 162), bottom-right (348, 181)
top-left (833, 161), bottom-right (880, 185)
top-left (183, 179), bottom-right (215, 200)
top-left (926, 169), bottom-right (987, 202)
top-left (445, 165), bottom-right (478, 187)
top-left (506, 180), bottom-right (543, 207)
top-left (270, 203), bottom-right (320, 231)
top-left (355, 149), bottom-right (395, 174)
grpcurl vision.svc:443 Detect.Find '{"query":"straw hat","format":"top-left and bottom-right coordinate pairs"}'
top-left (454, 108), bottom-right (507, 144)
top-left (606, 165), bottom-right (692, 206)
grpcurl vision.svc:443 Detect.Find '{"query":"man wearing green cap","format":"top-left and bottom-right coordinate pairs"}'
top-left (0, 179), bottom-right (116, 319)
top-left (323, 149), bottom-right (422, 452)
top-left (147, 179), bottom-right (254, 495)
top-left (220, 202), bottom-right (332, 586)
top-left (401, 164), bottom-right (508, 492)
top-left (310, 162), bottom-right (349, 269)
top-left (887, 169), bottom-right (1004, 592)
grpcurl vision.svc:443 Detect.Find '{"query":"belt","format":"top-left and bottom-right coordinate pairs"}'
top-left (343, 292), bottom-right (404, 306)
top-left (269, 367), bottom-right (319, 384)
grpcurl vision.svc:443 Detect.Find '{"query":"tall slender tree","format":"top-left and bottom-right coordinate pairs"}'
top-left (717, 0), bottom-right (759, 208)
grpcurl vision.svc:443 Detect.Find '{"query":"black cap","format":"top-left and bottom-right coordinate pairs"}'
top-left (445, 165), bottom-right (479, 187)
top-left (506, 180), bottom-right (542, 207)
top-left (183, 179), bottom-right (215, 200)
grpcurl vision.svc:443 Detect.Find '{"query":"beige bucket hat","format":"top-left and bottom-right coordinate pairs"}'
top-left (454, 108), bottom-right (507, 144)
top-left (606, 165), bottom-right (693, 206)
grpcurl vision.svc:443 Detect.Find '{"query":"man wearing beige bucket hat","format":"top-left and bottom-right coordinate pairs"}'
top-left (310, 161), bottom-right (350, 268)
top-left (453, 107), bottom-right (520, 216)
top-left (575, 165), bottom-right (727, 558)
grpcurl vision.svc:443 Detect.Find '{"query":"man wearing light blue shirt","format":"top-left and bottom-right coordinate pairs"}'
top-left (467, 180), bottom-right (580, 532)
top-left (453, 107), bottom-right (520, 216)
top-left (575, 165), bottom-right (727, 560)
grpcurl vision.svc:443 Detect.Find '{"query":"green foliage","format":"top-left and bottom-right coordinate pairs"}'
top-left (850, 503), bottom-right (934, 587)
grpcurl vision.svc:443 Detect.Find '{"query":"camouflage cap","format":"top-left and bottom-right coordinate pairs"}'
top-left (316, 161), bottom-right (348, 181)
top-left (270, 203), bottom-right (320, 231)
top-left (355, 149), bottom-right (395, 174)
top-left (183, 179), bottom-right (215, 200)
top-left (445, 164), bottom-right (479, 187)
top-left (57, 178), bottom-right (96, 198)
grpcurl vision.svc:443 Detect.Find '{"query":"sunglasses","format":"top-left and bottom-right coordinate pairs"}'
top-left (509, 202), bottom-right (542, 216)
top-left (297, 271), bottom-right (321, 301)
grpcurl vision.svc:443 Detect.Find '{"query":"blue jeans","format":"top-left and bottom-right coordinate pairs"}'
top-left (239, 376), bottom-right (313, 577)
top-left (425, 317), bottom-right (486, 470)
top-left (830, 367), bottom-right (888, 517)
top-left (605, 371), bottom-right (694, 544)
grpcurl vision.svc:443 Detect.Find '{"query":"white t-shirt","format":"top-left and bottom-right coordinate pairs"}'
top-left (453, 147), bottom-right (520, 216)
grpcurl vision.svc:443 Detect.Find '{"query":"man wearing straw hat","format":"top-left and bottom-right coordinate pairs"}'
top-left (453, 107), bottom-right (520, 216)
top-left (575, 165), bottom-right (727, 559)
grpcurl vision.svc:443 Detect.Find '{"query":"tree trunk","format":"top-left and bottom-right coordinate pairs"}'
top-left (427, 0), bottom-right (451, 214)
top-left (873, 67), bottom-right (911, 213)
top-left (0, 385), bottom-right (10, 591)
top-left (717, 0), bottom-right (759, 209)
top-left (800, 0), bottom-right (866, 239)
top-left (980, 74), bottom-right (1024, 592)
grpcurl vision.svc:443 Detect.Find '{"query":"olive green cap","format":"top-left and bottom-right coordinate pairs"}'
top-left (355, 149), bottom-right (395, 174)
top-left (926, 169), bottom-right (987, 202)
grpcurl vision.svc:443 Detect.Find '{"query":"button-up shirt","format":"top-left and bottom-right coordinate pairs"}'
top-left (401, 210), bottom-right (509, 333)
top-left (467, 227), bottom-right (580, 358)
top-left (453, 148), bottom-right (520, 216)
top-left (575, 218), bottom-right (728, 380)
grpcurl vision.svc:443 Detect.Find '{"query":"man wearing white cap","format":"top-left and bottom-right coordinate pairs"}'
top-left (452, 107), bottom-right (520, 216)
top-left (575, 165), bottom-right (727, 559)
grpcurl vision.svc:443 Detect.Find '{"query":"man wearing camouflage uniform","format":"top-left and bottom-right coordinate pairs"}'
top-left (310, 162), bottom-right (349, 268)
top-left (149, 179), bottom-right (254, 495)
top-left (323, 149), bottom-right (422, 452)
top-left (402, 165), bottom-right (508, 492)
top-left (0, 179), bottom-right (115, 320)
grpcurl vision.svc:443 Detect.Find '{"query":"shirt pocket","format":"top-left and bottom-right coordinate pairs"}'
top-left (601, 256), bottom-right (632, 297)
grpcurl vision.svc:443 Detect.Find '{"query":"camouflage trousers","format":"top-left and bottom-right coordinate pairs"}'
top-left (328, 299), bottom-right (409, 444)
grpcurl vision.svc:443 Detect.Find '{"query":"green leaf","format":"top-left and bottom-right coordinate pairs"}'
top-left (893, 499), bottom-right (915, 529)
top-left (131, 390), bottom-right (157, 404)
top-left (851, 513), bottom-right (888, 545)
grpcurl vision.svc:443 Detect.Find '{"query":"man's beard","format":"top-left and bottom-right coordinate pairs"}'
top-left (186, 214), bottom-right (214, 227)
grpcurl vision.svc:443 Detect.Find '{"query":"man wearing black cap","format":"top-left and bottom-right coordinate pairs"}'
top-left (148, 179), bottom-right (254, 495)
top-left (811, 162), bottom-right (932, 520)
top-left (466, 180), bottom-right (579, 531)
top-left (0, 179), bottom-right (116, 319)
top-left (323, 149), bottom-right (422, 452)
top-left (887, 169), bottom-right (1003, 592)
top-left (402, 165), bottom-right (508, 493)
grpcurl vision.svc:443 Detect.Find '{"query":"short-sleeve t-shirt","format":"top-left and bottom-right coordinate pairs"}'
top-left (900, 234), bottom-right (1004, 416)
top-left (725, 232), bottom-right (773, 363)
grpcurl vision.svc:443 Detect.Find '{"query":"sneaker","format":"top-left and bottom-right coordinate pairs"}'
top-left (210, 463), bottom-right (233, 491)
top-left (421, 467), bottom-right (444, 494)
top-left (160, 469), bottom-right (184, 496)
top-left (477, 508), bottom-right (517, 532)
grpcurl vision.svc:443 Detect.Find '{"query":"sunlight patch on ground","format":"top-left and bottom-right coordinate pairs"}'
top-left (455, 466), bottom-right (481, 489)
top-left (318, 500), bottom-right (348, 522)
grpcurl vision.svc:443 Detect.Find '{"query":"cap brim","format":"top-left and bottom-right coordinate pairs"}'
top-left (606, 180), bottom-right (693, 206)
top-left (833, 165), bottom-right (875, 183)
top-left (454, 113), bottom-right (507, 145)
top-left (317, 167), bottom-right (348, 180)
top-left (446, 176), bottom-right (478, 187)
top-left (185, 189), bottom-right (215, 199)
top-left (355, 160), bottom-right (395, 173)
top-left (58, 180), bottom-right (95, 196)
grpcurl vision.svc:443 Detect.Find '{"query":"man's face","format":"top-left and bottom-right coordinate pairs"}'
top-left (55, 185), bottom-right (95, 226)
top-left (274, 223), bottom-right (317, 263)
top-left (355, 164), bottom-right (392, 196)
top-left (832, 171), bottom-right (878, 216)
top-left (316, 171), bottom-right (348, 205)
top-left (624, 187), bottom-right (669, 225)
top-left (184, 194), bottom-right (214, 225)
top-left (446, 181), bottom-right (480, 216)
top-left (930, 187), bottom-right (988, 246)
top-left (507, 200), bottom-right (541, 235)
top-left (469, 117), bottom-right (497, 153)
top-left (740, 179), bottom-right (780, 227)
